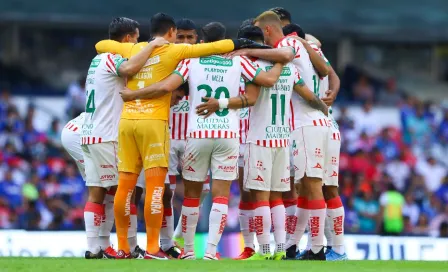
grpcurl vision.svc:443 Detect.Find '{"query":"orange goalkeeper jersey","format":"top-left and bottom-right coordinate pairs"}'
top-left (95, 40), bottom-right (235, 120)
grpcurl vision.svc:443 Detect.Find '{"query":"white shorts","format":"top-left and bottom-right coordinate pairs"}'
top-left (82, 142), bottom-right (119, 188)
top-left (289, 143), bottom-right (297, 178)
top-left (291, 126), bottom-right (329, 182)
top-left (182, 138), bottom-right (239, 182)
top-left (61, 128), bottom-right (86, 180)
top-left (243, 143), bottom-right (290, 192)
top-left (162, 139), bottom-right (186, 190)
top-left (324, 126), bottom-right (341, 187)
top-left (238, 143), bottom-right (246, 168)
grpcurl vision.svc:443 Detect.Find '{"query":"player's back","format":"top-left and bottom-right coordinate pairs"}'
top-left (247, 60), bottom-right (295, 147)
top-left (186, 55), bottom-right (246, 138)
top-left (82, 53), bottom-right (125, 144)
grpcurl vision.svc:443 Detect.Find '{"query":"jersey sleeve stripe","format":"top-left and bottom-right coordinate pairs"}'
top-left (107, 54), bottom-right (118, 73)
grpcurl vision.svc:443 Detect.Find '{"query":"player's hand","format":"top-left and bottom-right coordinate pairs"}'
top-left (150, 37), bottom-right (169, 47)
top-left (288, 35), bottom-right (307, 44)
top-left (305, 34), bottom-right (322, 47)
top-left (322, 89), bottom-right (337, 106)
top-left (196, 97), bottom-right (219, 118)
top-left (119, 87), bottom-right (135, 102)
top-left (224, 49), bottom-right (250, 58)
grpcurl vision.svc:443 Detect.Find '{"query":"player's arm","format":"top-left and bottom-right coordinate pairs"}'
top-left (322, 65), bottom-right (341, 106)
top-left (196, 83), bottom-right (260, 118)
top-left (229, 47), bottom-right (294, 64)
top-left (95, 40), bottom-right (135, 58)
top-left (118, 37), bottom-right (169, 77)
top-left (293, 79), bottom-right (328, 116)
top-left (240, 56), bottom-right (282, 87)
top-left (120, 74), bottom-right (183, 102)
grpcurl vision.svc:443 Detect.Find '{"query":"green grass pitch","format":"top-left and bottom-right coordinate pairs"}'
top-left (1, 258), bottom-right (447, 272)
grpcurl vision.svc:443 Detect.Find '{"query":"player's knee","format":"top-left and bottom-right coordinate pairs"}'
top-left (211, 180), bottom-right (232, 199)
top-left (323, 185), bottom-right (339, 201)
top-left (250, 189), bottom-right (269, 202)
top-left (163, 186), bottom-right (173, 207)
top-left (134, 187), bottom-right (144, 205)
top-left (269, 191), bottom-right (283, 202)
top-left (87, 186), bottom-right (107, 203)
top-left (183, 180), bottom-right (203, 198)
top-left (241, 190), bottom-right (252, 202)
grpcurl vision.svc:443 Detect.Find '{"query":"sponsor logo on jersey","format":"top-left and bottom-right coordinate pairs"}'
top-left (266, 65), bottom-right (292, 76)
top-left (200, 56), bottom-right (233, 67)
top-left (330, 171), bottom-right (338, 177)
top-left (149, 143), bottom-right (163, 148)
top-left (100, 174), bottom-right (116, 181)
top-left (310, 216), bottom-right (320, 237)
top-left (331, 157), bottom-right (338, 165)
top-left (314, 148), bottom-right (323, 158)
top-left (312, 163), bottom-right (322, 169)
top-left (254, 161), bottom-right (266, 171)
top-left (227, 155), bottom-right (238, 160)
top-left (185, 166), bottom-right (195, 172)
top-left (100, 164), bottom-right (114, 168)
top-left (90, 58), bottom-right (101, 68)
top-left (253, 175), bottom-right (264, 182)
top-left (218, 165), bottom-right (236, 172)
top-left (146, 154), bottom-right (165, 162)
top-left (144, 55), bottom-right (160, 67)
top-left (280, 177), bottom-right (290, 183)
top-left (172, 100), bottom-right (189, 113)
top-left (151, 187), bottom-right (163, 214)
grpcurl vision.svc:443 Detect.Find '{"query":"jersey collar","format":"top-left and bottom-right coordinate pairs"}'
top-left (273, 32), bottom-right (298, 48)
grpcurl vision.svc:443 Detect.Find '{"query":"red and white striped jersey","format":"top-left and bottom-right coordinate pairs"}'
top-left (81, 53), bottom-right (126, 145)
top-left (64, 113), bottom-right (85, 133)
top-left (239, 78), bottom-right (250, 144)
top-left (275, 36), bottom-right (327, 130)
top-left (246, 59), bottom-right (302, 148)
top-left (174, 55), bottom-right (260, 139)
top-left (169, 96), bottom-right (189, 140)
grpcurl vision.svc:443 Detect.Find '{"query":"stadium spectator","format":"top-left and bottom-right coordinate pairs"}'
top-left (407, 103), bottom-right (431, 153)
top-left (385, 153), bottom-right (411, 191)
top-left (376, 128), bottom-right (400, 161)
top-left (429, 205), bottom-right (448, 237)
top-left (379, 183), bottom-right (405, 236)
top-left (435, 176), bottom-right (448, 204)
top-left (413, 214), bottom-right (429, 236)
top-left (355, 100), bottom-right (378, 136)
top-left (416, 157), bottom-right (447, 193)
top-left (377, 78), bottom-right (402, 106)
top-left (353, 74), bottom-right (374, 102)
top-left (354, 190), bottom-right (379, 233)
top-left (65, 77), bottom-right (86, 119)
top-left (402, 193), bottom-right (420, 226)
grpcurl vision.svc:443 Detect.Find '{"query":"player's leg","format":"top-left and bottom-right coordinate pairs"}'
top-left (270, 147), bottom-right (291, 260)
top-left (99, 187), bottom-right (116, 252)
top-left (114, 119), bottom-right (141, 258)
top-left (179, 138), bottom-right (212, 259)
top-left (127, 173), bottom-right (145, 259)
top-left (297, 126), bottom-right (329, 261)
top-left (203, 138), bottom-right (239, 260)
top-left (235, 143), bottom-right (256, 260)
top-left (244, 144), bottom-right (273, 260)
top-left (283, 141), bottom-right (298, 249)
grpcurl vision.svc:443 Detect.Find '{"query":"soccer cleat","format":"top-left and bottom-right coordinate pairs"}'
top-left (203, 253), bottom-right (220, 260)
top-left (179, 250), bottom-right (196, 260)
top-left (297, 248), bottom-right (326, 261)
top-left (102, 246), bottom-right (117, 259)
top-left (325, 249), bottom-right (348, 261)
top-left (85, 251), bottom-right (102, 259)
top-left (286, 245), bottom-right (298, 260)
top-left (272, 251), bottom-right (286, 260)
top-left (296, 250), bottom-right (307, 259)
top-left (131, 246), bottom-right (145, 259)
top-left (116, 250), bottom-right (132, 259)
top-left (325, 246), bottom-right (333, 255)
top-left (173, 236), bottom-right (185, 249)
top-left (163, 246), bottom-right (181, 259)
top-left (144, 249), bottom-right (169, 260)
top-left (234, 247), bottom-right (255, 260)
top-left (245, 253), bottom-right (272, 260)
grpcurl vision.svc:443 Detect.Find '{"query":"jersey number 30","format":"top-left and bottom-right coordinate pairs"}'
top-left (197, 84), bottom-right (230, 117)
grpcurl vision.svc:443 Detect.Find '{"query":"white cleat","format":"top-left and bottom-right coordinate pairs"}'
top-left (180, 250), bottom-right (196, 260)
top-left (203, 253), bottom-right (219, 260)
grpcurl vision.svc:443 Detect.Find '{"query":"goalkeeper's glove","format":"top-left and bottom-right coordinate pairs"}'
top-left (232, 38), bottom-right (271, 49)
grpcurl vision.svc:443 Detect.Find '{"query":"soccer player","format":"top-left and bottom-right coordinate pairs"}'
top-left (80, 17), bottom-right (168, 259)
top-left (198, 26), bottom-right (328, 261)
top-left (116, 21), bottom-right (286, 260)
top-left (270, 7), bottom-right (292, 27)
top-left (94, 13), bottom-right (263, 259)
top-left (254, 11), bottom-right (330, 260)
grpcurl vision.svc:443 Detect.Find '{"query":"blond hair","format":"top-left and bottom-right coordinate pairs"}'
top-left (254, 11), bottom-right (282, 27)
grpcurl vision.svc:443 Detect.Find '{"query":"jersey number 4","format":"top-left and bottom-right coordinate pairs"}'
top-left (86, 89), bottom-right (96, 114)
top-left (197, 84), bottom-right (230, 117)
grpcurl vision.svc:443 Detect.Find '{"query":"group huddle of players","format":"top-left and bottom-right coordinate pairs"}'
top-left (60, 7), bottom-right (347, 261)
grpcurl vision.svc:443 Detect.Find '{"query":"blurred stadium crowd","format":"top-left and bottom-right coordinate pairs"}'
top-left (0, 64), bottom-right (447, 238)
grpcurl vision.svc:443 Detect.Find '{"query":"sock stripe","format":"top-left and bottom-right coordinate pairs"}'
top-left (254, 201), bottom-right (270, 208)
top-left (213, 196), bottom-right (229, 205)
top-left (130, 204), bottom-right (137, 215)
top-left (308, 199), bottom-right (326, 210)
top-left (184, 197), bottom-right (200, 207)
top-left (84, 202), bottom-right (105, 214)
top-left (326, 196), bottom-right (343, 209)
top-left (106, 187), bottom-right (117, 196)
top-left (269, 199), bottom-right (283, 208)
top-left (239, 201), bottom-right (253, 210)
top-left (163, 208), bottom-right (173, 216)
top-left (283, 199), bottom-right (297, 207)
top-left (297, 197), bottom-right (308, 209)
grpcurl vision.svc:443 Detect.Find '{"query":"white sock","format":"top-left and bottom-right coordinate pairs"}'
top-left (128, 204), bottom-right (138, 252)
top-left (98, 193), bottom-right (114, 250)
top-left (181, 198), bottom-right (200, 252)
top-left (84, 202), bottom-right (104, 254)
top-left (160, 207), bottom-right (175, 251)
top-left (308, 199), bottom-right (326, 254)
top-left (324, 213), bottom-right (333, 248)
top-left (239, 201), bottom-right (254, 249)
top-left (270, 201), bottom-right (286, 253)
top-left (306, 224), bottom-right (312, 250)
top-left (206, 197), bottom-right (229, 256)
top-left (284, 200), bottom-right (297, 242)
top-left (286, 198), bottom-right (309, 249)
top-left (327, 197), bottom-right (345, 254)
top-left (254, 202), bottom-right (271, 255)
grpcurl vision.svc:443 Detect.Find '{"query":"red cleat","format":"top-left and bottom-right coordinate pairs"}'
top-left (116, 250), bottom-right (132, 259)
top-left (233, 247), bottom-right (255, 260)
top-left (144, 249), bottom-right (169, 260)
top-left (102, 246), bottom-right (118, 259)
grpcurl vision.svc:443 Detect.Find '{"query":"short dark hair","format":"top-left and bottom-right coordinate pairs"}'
top-left (108, 17), bottom-right (140, 41)
top-left (178, 82), bottom-right (189, 96)
top-left (150, 13), bottom-right (176, 36)
top-left (283, 23), bottom-right (305, 39)
top-left (270, 7), bottom-right (292, 22)
top-left (239, 18), bottom-right (254, 29)
top-left (201, 22), bottom-right (226, 43)
top-left (176, 18), bottom-right (197, 31)
top-left (237, 26), bottom-right (264, 43)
